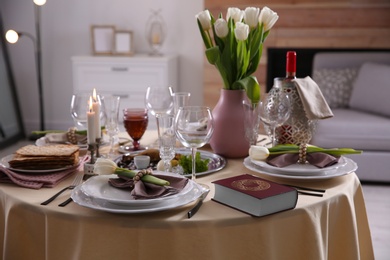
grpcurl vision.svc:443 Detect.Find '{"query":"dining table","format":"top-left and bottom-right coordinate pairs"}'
top-left (0, 131), bottom-right (374, 260)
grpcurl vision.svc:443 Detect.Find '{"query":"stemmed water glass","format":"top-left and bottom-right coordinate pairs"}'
top-left (172, 92), bottom-right (191, 115)
top-left (259, 92), bottom-right (291, 147)
top-left (123, 108), bottom-right (149, 151)
top-left (156, 114), bottom-right (176, 172)
top-left (242, 99), bottom-right (261, 146)
top-left (174, 106), bottom-right (214, 185)
top-left (103, 95), bottom-right (120, 158)
top-left (145, 85), bottom-right (174, 142)
top-left (145, 85), bottom-right (173, 117)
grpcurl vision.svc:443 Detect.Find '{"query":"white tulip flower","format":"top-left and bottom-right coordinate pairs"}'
top-left (214, 18), bottom-right (229, 38)
top-left (244, 7), bottom-right (260, 29)
top-left (227, 7), bottom-right (244, 23)
top-left (234, 22), bottom-right (249, 41)
top-left (249, 145), bottom-right (270, 161)
top-left (259, 6), bottom-right (279, 31)
top-left (94, 158), bottom-right (117, 175)
top-left (196, 10), bottom-right (212, 31)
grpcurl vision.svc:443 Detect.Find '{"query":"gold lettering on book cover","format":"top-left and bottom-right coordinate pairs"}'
top-left (231, 179), bottom-right (271, 191)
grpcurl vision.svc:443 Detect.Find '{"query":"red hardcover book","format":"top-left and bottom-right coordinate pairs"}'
top-left (212, 174), bottom-right (298, 217)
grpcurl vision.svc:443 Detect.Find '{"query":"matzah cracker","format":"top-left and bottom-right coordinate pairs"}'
top-left (15, 144), bottom-right (79, 157)
top-left (8, 144), bottom-right (80, 170)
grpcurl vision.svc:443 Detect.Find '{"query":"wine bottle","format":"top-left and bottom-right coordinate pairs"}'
top-left (274, 51), bottom-right (317, 145)
top-left (286, 51), bottom-right (296, 80)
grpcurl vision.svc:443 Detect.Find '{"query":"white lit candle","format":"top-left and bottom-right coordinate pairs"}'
top-left (87, 96), bottom-right (96, 144)
top-left (92, 88), bottom-right (101, 139)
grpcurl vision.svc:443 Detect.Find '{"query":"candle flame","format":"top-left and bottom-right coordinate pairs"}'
top-left (89, 96), bottom-right (93, 112)
top-left (93, 88), bottom-right (97, 102)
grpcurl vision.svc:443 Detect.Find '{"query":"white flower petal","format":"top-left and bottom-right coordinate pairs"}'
top-left (214, 18), bottom-right (229, 38)
top-left (244, 7), bottom-right (260, 29)
top-left (249, 145), bottom-right (270, 161)
top-left (227, 7), bottom-right (244, 23)
top-left (196, 10), bottom-right (212, 31)
top-left (259, 6), bottom-right (279, 31)
top-left (234, 22), bottom-right (249, 41)
top-left (94, 158), bottom-right (117, 175)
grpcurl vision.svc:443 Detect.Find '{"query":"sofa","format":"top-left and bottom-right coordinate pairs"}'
top-left (266, 48), bottom-right (390, 183)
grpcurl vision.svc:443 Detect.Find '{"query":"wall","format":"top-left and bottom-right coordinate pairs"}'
top-left (203, 0), bottom-right (390, 108)
top-left (1, 0), bottom-right (204, 133)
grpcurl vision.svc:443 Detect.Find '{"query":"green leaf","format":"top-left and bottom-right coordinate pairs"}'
top-left (115, 168), bottom-right (170, 186)
top-left (232, 76), bottom-right (260, 104)
top-left (248, 24), bottom-right (263, 61)
top-left (268, 144), bottom-right (363, 156)
top-left (205, 46), bottom-right (220, 65)
top-left (245, 49), bottom-right (260, 77)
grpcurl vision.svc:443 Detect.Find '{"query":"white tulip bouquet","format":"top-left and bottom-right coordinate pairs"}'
top-left (196, 7), bottom-right (279, 105)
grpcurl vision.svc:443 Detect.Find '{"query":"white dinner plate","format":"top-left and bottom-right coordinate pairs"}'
top-left (243, 156), bottom-right (357, 181)
top-left (80, 173), bottom-right (194, 206)
top-left (250, 156), bottom-right (348, 176)
top-left (0, 154), bottom-right (78, 174)
top-left (72, 180), bottom-right (204, 214)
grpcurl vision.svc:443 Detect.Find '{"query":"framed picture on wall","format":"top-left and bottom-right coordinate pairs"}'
top-left (91, 25), bottom-right (115, 55)
top-left (113, 30), bottom-right (134, 56)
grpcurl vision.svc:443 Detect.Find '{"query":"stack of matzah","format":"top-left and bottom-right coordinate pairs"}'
top-left (8, 144), bottom-right (80, 170)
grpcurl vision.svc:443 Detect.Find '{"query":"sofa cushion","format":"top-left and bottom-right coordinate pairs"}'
top-left (312, 68), bottom-right (358, 108)
top-left (311, 109), bottom-right (390, 151)
top-left (349, 62), bottom-right (390, 117)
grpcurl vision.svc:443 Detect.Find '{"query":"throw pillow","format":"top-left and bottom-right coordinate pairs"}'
top-left (349, 62), bottom-right (390, 117)
top-left (312, 68), bottom-right (358, 108)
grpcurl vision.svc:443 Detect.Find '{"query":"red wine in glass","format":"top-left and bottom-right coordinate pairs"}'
top-left (123, 108), bottom-right (148, 151)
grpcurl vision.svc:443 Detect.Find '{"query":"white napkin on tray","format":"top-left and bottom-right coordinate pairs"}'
top-left (294, 76), bottom-right (334, 120)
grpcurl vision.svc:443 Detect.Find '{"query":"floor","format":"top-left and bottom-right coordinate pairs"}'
top-left (0, 140), bottom-right (389, 259)
top-left (360, 183), bottom-right (390, 260)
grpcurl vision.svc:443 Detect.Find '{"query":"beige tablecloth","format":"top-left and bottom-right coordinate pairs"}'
top-left (0, 131), bottom-right (374, 260)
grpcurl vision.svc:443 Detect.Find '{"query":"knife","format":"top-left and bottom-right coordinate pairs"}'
top-left (187, 188), bottom-right (210, 218)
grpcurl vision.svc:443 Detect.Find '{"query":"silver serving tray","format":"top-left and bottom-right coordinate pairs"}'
top-left (116, 148), bottom-right (226, 178)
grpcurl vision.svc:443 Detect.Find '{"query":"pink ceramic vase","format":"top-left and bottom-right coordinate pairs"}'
top-left (209, 89), bottom-right (250, 158)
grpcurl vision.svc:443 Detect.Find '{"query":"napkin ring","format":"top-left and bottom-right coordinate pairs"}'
top-left (66, 127), bottom-right (78, 144)
top-left (298, 143), bottom-right (307, 164)
top-left (133, 168), bottom-right (153, 183)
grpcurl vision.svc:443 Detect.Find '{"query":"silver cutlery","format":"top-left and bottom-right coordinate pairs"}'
top-left (256, 137), bottom-right (267, 144)
top-left (59, 172), bottom-right (91, 207)
top-left (187, 188), bottom-right (210, 218)
top-left (58, 197), bottom-right (73, 207)
top-left (41, 171), bottom-right (84, 205)
top-left (286, 184), bottom-right (326, 197)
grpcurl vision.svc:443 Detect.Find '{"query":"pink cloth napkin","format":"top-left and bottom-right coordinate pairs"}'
top-left (266, 153), bottom-right (340, 168)
top-left (0, 156), bottom-right (88, 189)
top-left (108, 173), bottom-right (189, 199)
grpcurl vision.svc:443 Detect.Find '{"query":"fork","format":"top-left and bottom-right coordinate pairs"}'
top-left (40, 171), bottom-right (84, 205)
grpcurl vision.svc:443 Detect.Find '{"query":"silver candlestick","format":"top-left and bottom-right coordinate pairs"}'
top-left (84, 143), bottom-right (96, 175)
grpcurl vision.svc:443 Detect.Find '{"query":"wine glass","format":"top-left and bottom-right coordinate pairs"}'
top-left (242, 99), bottom-right (261, 146)
top-left (156, 114), bottom-right (176, 172)
top-left (70, 91), bottom-right (104, 130)
top-left (145, 85), bottom-right (174, 116)
top-left (103, 95), bottom-right (120, 158)
top-left (123, 108), bottom-right (149, 151)
top-left (174, 106), bottom-right (214, 185)
top-left (259, 92), bottom-right (291, 147)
